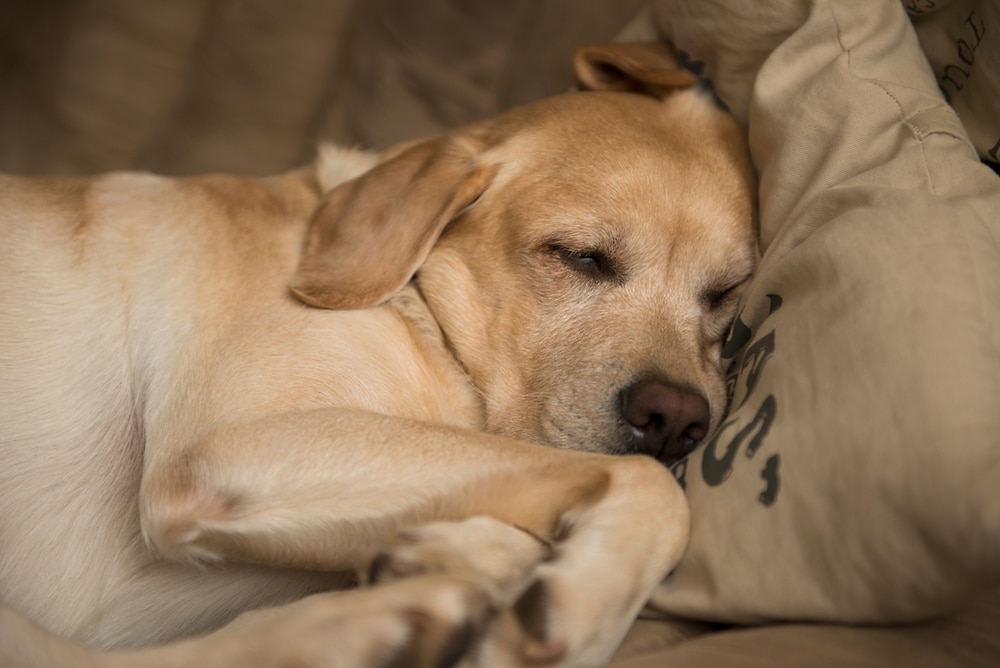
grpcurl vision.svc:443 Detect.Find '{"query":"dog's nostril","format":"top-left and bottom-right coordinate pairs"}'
top-left (636, 412), bottom-right (665, 434)
top-left (681, 423), bottom-right (707, 444)
top-left (621, 379), bottom-right (710, 461)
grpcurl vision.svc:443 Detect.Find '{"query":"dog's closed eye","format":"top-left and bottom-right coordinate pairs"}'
top-left (702, 278), bottom-right (750, 312)
top-left (546, 243), bottom-right (619, 282)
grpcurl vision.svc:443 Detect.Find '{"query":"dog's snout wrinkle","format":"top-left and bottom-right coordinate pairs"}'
top-left (620, 379), bottom-right (709, 461)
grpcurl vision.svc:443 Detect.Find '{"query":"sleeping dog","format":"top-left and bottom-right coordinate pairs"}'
top-left (0, 43), bottom-right (757, 667)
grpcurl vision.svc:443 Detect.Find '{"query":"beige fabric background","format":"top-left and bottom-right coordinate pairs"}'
top-left (1, 0), bottom-right (998, 665)
top-left (646, 0), bottom-right (1000, 625)
top-left (909, 0), bottom-right (999, 164)
top-left (0, 0), bottom-right (644, 175)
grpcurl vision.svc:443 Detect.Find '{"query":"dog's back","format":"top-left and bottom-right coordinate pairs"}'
top-left (0, 170), bottom-right (346, 645)
top-left (1, 174), bottom-right (142, 642)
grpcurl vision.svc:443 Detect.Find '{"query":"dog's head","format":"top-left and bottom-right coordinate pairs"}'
top-left (291, 43), bottom-right (758, 463)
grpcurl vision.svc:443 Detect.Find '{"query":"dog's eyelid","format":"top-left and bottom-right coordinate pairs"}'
top-left (545, 242), bottom-right (619, 280)
top-left (704, 276), bottom-right (750, 310)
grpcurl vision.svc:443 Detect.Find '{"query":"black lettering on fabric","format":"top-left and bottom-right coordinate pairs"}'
top-left (722, 315), bottom-right (753, 360)
top-left (939, 66), bottom-right (968, 103)
top-left (743, 394), bottom-right (777, 459)
top-left (698, 418), bottom-right (737, 486)
top-left (957, 39), bottom-right (976, 66)
top-left (758, 454), bottom-right (780, 507)
top-left (937, 10), bottom-right (985, 102)
top-left (725, 366), bottom-right (740, 406)
top-left (725, 294), bottom-right (782, 407)
top-left (737, 331), bottom-right (775, 406)
top-left (723, 294), bottom-right (782, 360)
top-left (966, 11), bottom-right (986, 43)
top-left (693, 294), bottom-right (784, 505)
top-left (722, 314), bottom-right (752, 403)
top-left (986, 140), bottom-right (1000, 176)
top-left (702, 395), bottom-right (777, 487)
top-left (903, 0), bottom-right (936, 16)
top-left (669, 457), bottom-right (688, 491)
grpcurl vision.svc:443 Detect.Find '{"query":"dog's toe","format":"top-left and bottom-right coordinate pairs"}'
top-left (373, 579), bottom-right (493, 668)
top-left (368, 517), bottom-right (550, 604)
top-left (227, 576), bottom-right (495, 668)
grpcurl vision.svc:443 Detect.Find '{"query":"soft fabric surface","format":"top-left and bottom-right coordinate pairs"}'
top-left (645, 0), bottom-right (1000, 625)
top-left (0, 0), bottom-right (643, 175)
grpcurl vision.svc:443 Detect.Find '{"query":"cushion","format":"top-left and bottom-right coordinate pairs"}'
top-left (613, 585), bottom-right (1000, 667)
top-left (640, 0), bottom-right (1000, 624)
top-left (907, 0), bottom-right (1000, 168)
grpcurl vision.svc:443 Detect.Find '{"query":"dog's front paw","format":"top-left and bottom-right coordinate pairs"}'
top-left (214, 575), bottom-right (493, 668)
top-left (369, 516), bottom-right (551, 604)
top-left (474, 572), bottom-right (613, 668)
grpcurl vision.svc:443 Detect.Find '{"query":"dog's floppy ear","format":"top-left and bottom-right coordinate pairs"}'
top-left (291, 136), bottom-right (495, 309)
top-left (573, 42), bottom-right (697, 97)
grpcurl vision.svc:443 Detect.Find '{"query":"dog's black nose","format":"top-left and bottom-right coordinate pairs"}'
top-left (620, 379), bottom-right (709, 461)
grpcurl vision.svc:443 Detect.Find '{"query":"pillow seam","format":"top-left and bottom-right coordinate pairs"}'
top-left (828, 2), bottom-right (941, 195)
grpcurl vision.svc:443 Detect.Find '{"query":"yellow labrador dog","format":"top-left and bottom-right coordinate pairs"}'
top-left (0, 43), bottom-right (757, 668)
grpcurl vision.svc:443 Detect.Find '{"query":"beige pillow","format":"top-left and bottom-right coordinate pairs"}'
top-left (640, 0), bottom-right (1000, 624)
top-left (907, 0), bottom-right (1000, 167)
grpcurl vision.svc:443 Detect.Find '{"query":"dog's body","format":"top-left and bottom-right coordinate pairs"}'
top-left (0, 44), bottom-right (758, 668)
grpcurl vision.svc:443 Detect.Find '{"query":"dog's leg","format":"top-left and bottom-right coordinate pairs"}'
top-left (368, 500), bottom-right (684, 668)
top-left (2, 576), bottom-right (494, 668)
top-left (141, 409), bottom-right (688, 667)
